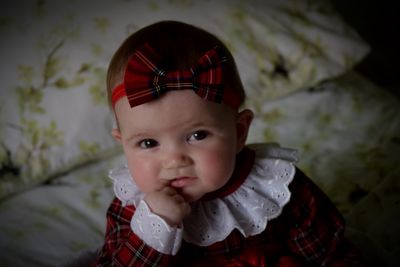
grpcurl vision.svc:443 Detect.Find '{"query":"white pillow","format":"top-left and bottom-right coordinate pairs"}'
top-left (0, 0), bottom-right (369, 198)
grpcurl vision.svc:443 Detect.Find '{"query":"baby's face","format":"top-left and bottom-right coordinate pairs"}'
top-left (113, 90), bottom-right (245, 202)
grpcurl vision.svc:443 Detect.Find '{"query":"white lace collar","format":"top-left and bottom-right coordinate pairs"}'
top-left (109, 143), bottom-right (298, 246)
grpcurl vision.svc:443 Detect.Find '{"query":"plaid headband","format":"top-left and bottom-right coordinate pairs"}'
top-left (111, 43), bottom-right (241, 109)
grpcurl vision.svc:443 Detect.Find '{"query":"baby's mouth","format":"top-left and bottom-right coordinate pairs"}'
top-left (170, 177), bottom-right (196, 188)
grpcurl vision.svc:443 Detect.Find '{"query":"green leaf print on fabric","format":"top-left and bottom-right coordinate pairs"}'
top-left (78, 141), bottom-right (101, 160)
top-left (88, 66), bottom-right (107, 106)
top-left (15, 40), bottom-right (66, 116)
top-left (13, 118), bottom-right (64, 180)
top-left (93, 17), bottom-right (110, 33)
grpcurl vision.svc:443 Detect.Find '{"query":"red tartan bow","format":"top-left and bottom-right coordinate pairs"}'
top-left (111, 44), bottom-right (241, 109)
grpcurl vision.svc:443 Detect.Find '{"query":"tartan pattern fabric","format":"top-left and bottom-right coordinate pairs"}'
top-left (111, 44), bottom-right (241, 109)
top-left (96, 200), bottom-right (172, 266)
top-left (95, 168), bottom-right (366, 267)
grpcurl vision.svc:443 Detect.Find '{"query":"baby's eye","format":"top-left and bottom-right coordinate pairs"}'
top-left (188, 130), bottom-right (209, 142)
top-left (139, 139), bottom-right (159, 149)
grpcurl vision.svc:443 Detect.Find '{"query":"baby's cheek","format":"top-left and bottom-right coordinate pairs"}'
top-left (129, 159), bottom-right (157, 192)
top-left (201, 152), bottom-right (235, 184)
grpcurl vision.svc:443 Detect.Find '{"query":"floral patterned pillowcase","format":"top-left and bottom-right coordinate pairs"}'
top-left (0, 48), bottom-right (119, 199)
top-left (0, 0), bottom-right (369, 199)
top-left (0, 3), bottom-right (120, 198)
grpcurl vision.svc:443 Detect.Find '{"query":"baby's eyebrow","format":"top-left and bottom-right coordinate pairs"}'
top-left (185, 121), bottom-right (206, 129)
top-left (183, 118), bottom-right (222, 129)
top-left (125, 131), bottom-right (153, 143)
top-left (123, 118), bottom-right (222, 142)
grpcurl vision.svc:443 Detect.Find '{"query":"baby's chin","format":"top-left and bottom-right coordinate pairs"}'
top-left (176, 189), bottom-right (205, 203)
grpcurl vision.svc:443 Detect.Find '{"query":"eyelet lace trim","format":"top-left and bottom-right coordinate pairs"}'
top-left (131, 200), bottom-right (183, 255)
top-left (110, 143), bottom-right (298, 247)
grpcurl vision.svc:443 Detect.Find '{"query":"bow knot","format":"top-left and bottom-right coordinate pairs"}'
top-left (111, 43), bottom-right (240, 109)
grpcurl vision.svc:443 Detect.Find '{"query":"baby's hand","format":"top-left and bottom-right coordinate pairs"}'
top-left (144, 187), bottom-right (191, 226)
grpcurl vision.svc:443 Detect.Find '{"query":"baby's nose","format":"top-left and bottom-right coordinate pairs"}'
top-left (162, 150), bottom-right (192, 169)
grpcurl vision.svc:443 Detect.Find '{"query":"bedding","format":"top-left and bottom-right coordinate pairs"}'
top-left (0, 0), bottom-right (368, 199)
top-left (1, 72), bottom-right (398, 267)
top-left (1, 0), bottom-right (399, 267)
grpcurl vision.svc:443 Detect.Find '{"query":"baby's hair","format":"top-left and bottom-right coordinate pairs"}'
top-left (106, 20), bottom-right (246, 108)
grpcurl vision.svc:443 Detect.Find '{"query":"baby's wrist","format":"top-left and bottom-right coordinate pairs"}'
top-left (144, 190), bottom-right (189, 226)
top-left (144, 195), bottom-right (176, 225)
top-left (131, 200), bottom-right (183, 255)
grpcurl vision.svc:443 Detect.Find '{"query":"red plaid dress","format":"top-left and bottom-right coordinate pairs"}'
top-left (95, 155), bottom-right (365, 266)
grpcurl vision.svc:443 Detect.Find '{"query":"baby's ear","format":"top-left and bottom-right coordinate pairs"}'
top-left (111, 128), bottom-right (122, 143)
top-left (235, 109), bottom-right (254, 153)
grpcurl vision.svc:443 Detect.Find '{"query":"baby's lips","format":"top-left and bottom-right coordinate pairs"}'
top-left (170, 177), bottom-right (197, 188)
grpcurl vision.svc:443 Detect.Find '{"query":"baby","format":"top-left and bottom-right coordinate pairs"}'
top-left (95, 20), bottom-right (366, 266)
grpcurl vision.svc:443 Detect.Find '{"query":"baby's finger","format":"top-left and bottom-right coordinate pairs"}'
top-left (172, 193), bottom-right (186, 203)
top-left (154, 179), bottom-right (173, 191)
top-left (161, 186), bottom-right (178, 196)
top-left (181, 202), bottom-right (191, 216)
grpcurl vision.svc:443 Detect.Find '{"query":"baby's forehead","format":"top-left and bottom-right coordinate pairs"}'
top-left (115, 90), bottom-right (236, 131)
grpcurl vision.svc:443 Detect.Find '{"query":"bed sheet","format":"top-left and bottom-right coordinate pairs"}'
top-left (0, 153), bottom-right (123, 267)
top-left (0, 72), bottom-right (399, 267)
top-left (247, 72), bottom-right (400, 266)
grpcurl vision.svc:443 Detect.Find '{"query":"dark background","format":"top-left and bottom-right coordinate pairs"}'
top-left (331, 0), bottom-right (400, 98)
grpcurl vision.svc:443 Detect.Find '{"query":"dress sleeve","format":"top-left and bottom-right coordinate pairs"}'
top-left (131, 200), bottom-right (183, 255)
top-left (283, 168), bottom-right (367, 267)
top-left (94, 197), bottom-right (173, 267)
